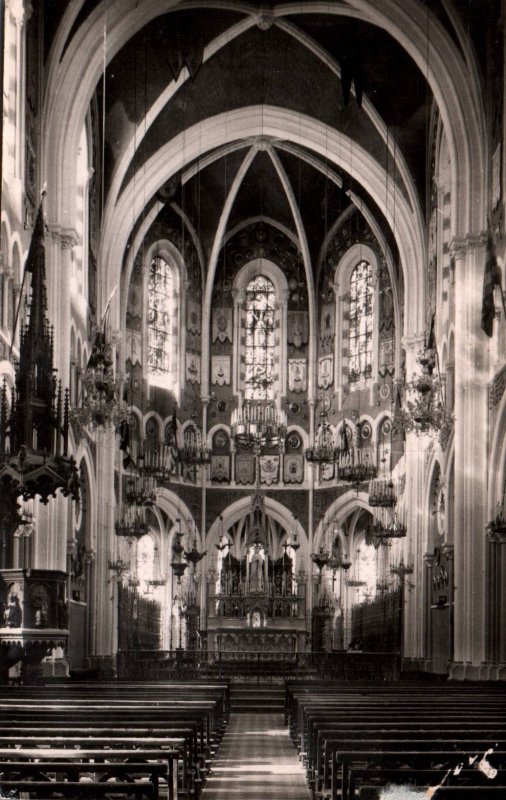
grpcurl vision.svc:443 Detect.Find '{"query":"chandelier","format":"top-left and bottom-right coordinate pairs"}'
top-left (311, 518), bottom-right (352, 574)
top-left (179, 416), bottom-right (211, 466)
top-left (369, 509), bottom-right (407, 540)
top-left (305, 416), bottom-right (339, 464)
top-left (368, 478), bottom-right (396, 507)
top-left (108, 558), bottom-right (130, 581)
top-left (184, 509), bottom-right (207, 566)
top-left (334, 425), bottom-right (378, 485)
top-left (0, 201), bottom-right (80, 523)
top-left (138, 443), bottom-right (175, 481)
top-left (390, 558), bottom-right (414, 581)
top-left (394, 348), bottom-right (453, 440)
top-left (147, 545), bottom-right (166, 587)
top-left (71, 327), bottom-right (124, 431)
top-left (115, 504), bottom-right (148, 539)
top-left (125, 471), bottom-right (157, 506)
top-left (170, 519), bottom-right (189, 583)
top-left (231, 402), bottom-right (287, 450)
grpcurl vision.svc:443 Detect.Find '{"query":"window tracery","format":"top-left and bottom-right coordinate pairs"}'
top-left (348, 260), bottom-right (373, 385)
top-left (244, 275), bottom-right (276, 400)
top-left (148, 256), bottom-right (174, 382)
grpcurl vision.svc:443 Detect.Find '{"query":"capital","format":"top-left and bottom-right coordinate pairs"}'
top-left (448, 231), bottom-right (487, 259)
top-left (401, 333), bottom-right (426, 354)
top-left (7, 0), bottom-right (30, 26)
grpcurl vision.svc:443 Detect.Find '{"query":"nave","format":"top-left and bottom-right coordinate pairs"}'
top-left (0, 677), bottom-right (504, 799)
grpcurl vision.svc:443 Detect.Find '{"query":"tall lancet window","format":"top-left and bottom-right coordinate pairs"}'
top-left (348, 260), bottom-right (373, 385)
top-left (148, 256), bottom-right (173, 383)
top-left (244, 275), bottom-right (276, 400)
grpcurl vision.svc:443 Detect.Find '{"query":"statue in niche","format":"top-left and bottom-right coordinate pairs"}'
top-left (3, 593), bottom-right (22, 628)
top-left (249, 545), bottom-right (265, 593)
top-left (252, 610), bottom-right (261, 628)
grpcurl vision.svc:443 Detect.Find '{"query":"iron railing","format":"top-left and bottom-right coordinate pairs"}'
top-left (116, 648), bottom-right (400, 681)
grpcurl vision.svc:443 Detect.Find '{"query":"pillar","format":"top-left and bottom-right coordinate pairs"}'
top-left (401, 333), bottom-right (428, 666)
top-left (450, 235), bottom-right (489, 678)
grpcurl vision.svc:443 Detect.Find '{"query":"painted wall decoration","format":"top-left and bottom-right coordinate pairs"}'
top-left (320, 304), bottom-right (335, 351)
top-left (211, 355), bottom-right (231, 386)
top-left (320, 461), bottom-right (334, 481)
top-left (186, 352), bottom-right (201, 384)
top-left (288, 359), bottom-right (307, 393)
top-left (126, 330), bottom-right (142, 366)
top-left (187, 299), bottom-right (201, 334)
top-left (318, 355), bottom-right (334, 389)
top-left (211, 455), bottom-right (230, 483)
top-left (212, 308), bottom-right (233, 343)
top-left (235, 454), bottom-right (255, 485)
top-left (287, 311), bottom-right (309, 348)
top-left (260, 455), bottom-right (280, 485)
top-left (283, 454), bottom-right (304, 484)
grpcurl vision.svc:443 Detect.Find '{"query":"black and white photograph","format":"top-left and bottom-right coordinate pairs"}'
top-left (0, 1), bottom-right (505, 798)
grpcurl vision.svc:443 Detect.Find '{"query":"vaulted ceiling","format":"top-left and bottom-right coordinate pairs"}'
top-left (44, 1), bottom-right (497, 288)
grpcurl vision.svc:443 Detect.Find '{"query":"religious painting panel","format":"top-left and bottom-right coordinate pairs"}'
top-left (318, 355), bottom-right (334, 389)
top-left (185, 352), bottom-right (201, 384)
top-left (211, 355), bottom-right (231, 386)
top-left (260, 455), bottom-right (279, 485)
top-left (283, 454), bottom-right (304, 484)
top-left (235, 454), bottom-right (255, 485)
top-left (211, 455), bottom-right (230, 483)
top-left (212, 308), bottom-right (232, 343)
top-left (288, 359), bottom-right (307, 393)
top-left (287, 311), bottom-right (309, 348)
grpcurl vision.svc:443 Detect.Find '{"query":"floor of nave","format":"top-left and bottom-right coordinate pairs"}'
top-left (201, 712), bottom-right (310, 799)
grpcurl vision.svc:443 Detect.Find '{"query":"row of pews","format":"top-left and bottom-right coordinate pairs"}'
top-left (286, 680), bottom-right (506, 799)
top-left (0, 680), bottom-right (230, 800)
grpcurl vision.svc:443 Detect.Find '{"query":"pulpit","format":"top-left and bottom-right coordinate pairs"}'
top-left (0, 568), bottom-right (69, 683)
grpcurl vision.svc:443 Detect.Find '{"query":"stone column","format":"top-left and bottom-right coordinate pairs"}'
top-left (401, 333), bottom-right (428, 663)
top-left (423, 551), bottom-right (435, 672)
top-left (449, 235), bottom-right (489, 678)
top-left (93, 427), bottom-right (117, 671)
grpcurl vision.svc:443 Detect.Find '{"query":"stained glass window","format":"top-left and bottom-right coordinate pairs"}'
top-left (148, 256), bottom-right (173, 378)
top-left (349, 260), bottom-right (373, 385)
top-left (244, 275), bottom-right (276, 400)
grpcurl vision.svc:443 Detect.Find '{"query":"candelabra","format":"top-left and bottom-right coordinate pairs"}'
top-left (371, 506), bottom-right (407, 540)
top-left (394, 347), bottom-right (453, 439)
top-left (72, 328), bottom-right (124, 431)
top-left (231, 402), bottom-right (287, 450)
top-left (368, 478), bottom-right (397, 508)
top-left (305, 416), bottom-right (338, 464)
top-left (179, 416), bottom-right (211, 466)
top-left (390, 559), bottom-right (413, 581)
top-left (115, 504), bottom-right (149, 539)
top-left (108, 558), bottom-right (130, 581)
top-left (125, 472), bottom-right (157, 506)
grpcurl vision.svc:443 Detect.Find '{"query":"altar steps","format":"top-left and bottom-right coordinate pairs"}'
top-left (229, 682), bottom-right (285, 713)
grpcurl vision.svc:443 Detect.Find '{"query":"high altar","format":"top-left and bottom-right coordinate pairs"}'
top-left (205, 530), bottom-right (307, 654)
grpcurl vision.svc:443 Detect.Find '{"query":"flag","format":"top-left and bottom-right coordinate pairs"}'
top-left (119, 419), bottom-right (136, 470)
top-left (165, 408), bottom-right (179, 474)
top-left (25, 199), bottom-right (45, 274)
top-left (481, 226), bottom-right (502, 337)
top-left (426, 312), bottom-right (436, 352)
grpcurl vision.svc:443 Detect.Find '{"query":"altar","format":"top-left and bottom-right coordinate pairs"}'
top-left (214, 627), bottom-right (300, 653)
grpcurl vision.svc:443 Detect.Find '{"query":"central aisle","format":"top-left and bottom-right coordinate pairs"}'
top-left (202, 712), bottom-right (311, 799)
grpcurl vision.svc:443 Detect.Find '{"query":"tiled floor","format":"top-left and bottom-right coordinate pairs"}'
top-left (202, 713), bottom-right (310, 799)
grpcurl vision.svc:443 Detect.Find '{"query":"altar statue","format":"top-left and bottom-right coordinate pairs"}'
top-left (249, 545), bottom-right (265, 592)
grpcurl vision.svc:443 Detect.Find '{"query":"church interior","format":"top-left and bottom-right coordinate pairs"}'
top-left (1, 1), bottom-right (506, 797)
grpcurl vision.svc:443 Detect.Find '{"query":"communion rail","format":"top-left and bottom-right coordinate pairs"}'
top-left (115, 649), bottom-right (400, 682)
